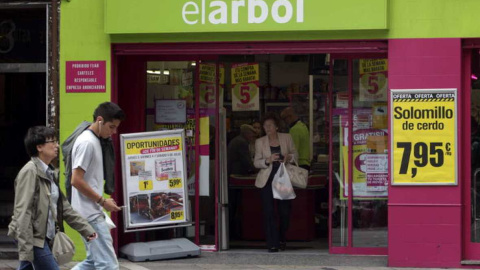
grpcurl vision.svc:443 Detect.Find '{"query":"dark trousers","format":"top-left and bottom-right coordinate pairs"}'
top-left (261, 177), bottom-right (292, 249)
top-left (228, 188), bottom-right (242, 239)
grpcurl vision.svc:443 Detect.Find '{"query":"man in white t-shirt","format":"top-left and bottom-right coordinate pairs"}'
top-left (71, 102), bottom-right (125, 270)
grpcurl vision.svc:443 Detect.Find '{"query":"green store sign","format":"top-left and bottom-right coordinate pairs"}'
top-left (105, 0), bottom-right (388, 34)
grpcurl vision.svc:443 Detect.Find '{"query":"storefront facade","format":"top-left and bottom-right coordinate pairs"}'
top-left (59, 0), bottom-right (480, 268)
top-left (0, 0), bottom-right (59, 237)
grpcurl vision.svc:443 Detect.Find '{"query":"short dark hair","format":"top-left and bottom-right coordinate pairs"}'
top-left (24, 126), bottom-right (56, 157)
top-left (93, 102), bottom-right (126, 122)
top-left (261, 112), bottom-right (280, 127)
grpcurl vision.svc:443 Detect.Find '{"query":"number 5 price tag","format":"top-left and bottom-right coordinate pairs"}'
top-left (391, 89), bottom-right (457, 185)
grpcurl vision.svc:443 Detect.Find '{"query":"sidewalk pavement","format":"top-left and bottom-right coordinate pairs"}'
top-left (0, 250), bottom-right (464, 270)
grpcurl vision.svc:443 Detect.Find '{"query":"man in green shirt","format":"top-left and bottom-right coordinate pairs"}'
top-left (281, 107), bottom-right (310, 171)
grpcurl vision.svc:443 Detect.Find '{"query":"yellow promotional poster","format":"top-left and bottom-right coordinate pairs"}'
top-left (120, 130), bottom-right (189, 230)
top-left (391, 89), bottom-right (457, 185)
top-left (359, 59), bottom-right (388, 102)
top-left (199, 63), bottom-right (224, 108)
top-left (125, 137), bottom-right (183, 155)
top-left (231, 63), bottom-right (260, 111)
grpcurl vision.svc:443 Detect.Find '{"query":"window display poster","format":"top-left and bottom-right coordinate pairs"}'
top-left (199, 63), bottom-right (224, 108)
top-left (359, 59), bottom-right (388, 102)
top-left (390, 89), bottom-right (457, 185)
top-left (120, 130), bottom-right (189, 231)
top-left (231, 63), bottom-right (260, 111)
top-left (339, 109), bottom-right (388, 199)
top-left (155, 99), bottom-right (186, 123)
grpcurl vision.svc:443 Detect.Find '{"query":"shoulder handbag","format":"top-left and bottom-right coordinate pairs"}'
top-left (52, 230), bottom-right (76, 265)
top-left (44, 179), bottom-right (76, 265)
top-left (285, 157), bottom-right (309, 189)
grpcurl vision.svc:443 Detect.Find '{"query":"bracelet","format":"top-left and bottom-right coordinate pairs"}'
top-left (96, 196), bottom-right (103, 204)
top-left (100, 198), bottom-right (106, 207)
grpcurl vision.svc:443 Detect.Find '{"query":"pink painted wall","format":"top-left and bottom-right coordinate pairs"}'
top-left (388, 38), bottom-right (463, 268)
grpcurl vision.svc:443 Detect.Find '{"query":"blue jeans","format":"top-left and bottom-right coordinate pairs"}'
top-left (71, 215), bottom-right (119, 270)
top-left (18, 239), bottom-right (60, 270)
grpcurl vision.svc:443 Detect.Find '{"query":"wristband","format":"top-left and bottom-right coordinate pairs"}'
top-left (100, 198), bottom-right (106, 207)
top-left (96, 196), bottom-right (103, 204)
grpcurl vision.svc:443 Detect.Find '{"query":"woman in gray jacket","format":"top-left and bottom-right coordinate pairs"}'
top-left (8, 126), bottom-right (96, 270)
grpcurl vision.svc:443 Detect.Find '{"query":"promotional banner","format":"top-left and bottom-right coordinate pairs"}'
top-left (359, 59), bottom-right (388, 102)
top-left (339, 108), bottom-right (388, 198)
top-left (199, 63), bottom-right (224, 108)
top-left (154, 110), bottom-right (211, 196)
top-left (390, 89), bottom-right (457, 185)
top-left (120, 130), bottom-right (190, 231)
top-left (231, 63), bottom-right (260, 111)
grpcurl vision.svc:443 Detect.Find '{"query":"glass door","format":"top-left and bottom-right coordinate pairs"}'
top-left (141, 59), bottom-right (220, 250)
top-left (329, 55), bottom-right (389, 254)
top-left (194, 60), bottom-right (222, 250)
top-left (465, 48), bottom-right (480, 260)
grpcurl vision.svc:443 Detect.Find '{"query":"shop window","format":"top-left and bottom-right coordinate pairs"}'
top-left (471, 50), bottom-right (480, 242)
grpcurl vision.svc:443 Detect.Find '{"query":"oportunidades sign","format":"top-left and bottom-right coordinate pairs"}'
top-left (120, 130), bottom-right (190, 231)
top-left (390, 89), bottom-right (457, 185)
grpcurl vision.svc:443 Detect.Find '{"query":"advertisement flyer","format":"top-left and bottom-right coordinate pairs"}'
top-left (359, 59), bottom-right (388, 102)
top-left (154, 109), bottom-right (212, 196)
top-left (339, 108), bottom-right (388, 199)
top-left (120, 130), bottom-right (189, 231)
top-left (231, 63), bottom-right (260, 111)
top-left (390, 89), bottom-right (457, 185)
top-left (199, 63), bottom-right (224, 108)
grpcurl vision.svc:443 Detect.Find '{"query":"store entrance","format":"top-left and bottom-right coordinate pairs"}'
top-left (0, 6), bottom-right (47, 230)
top-left (113, 43), bottom-right (389, 254)
top-left (221, 54), bottom-right (389, 253)
top-left (220, 54), bottom-right (329, 251)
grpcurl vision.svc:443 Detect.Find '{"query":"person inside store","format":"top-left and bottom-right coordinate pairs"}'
top-left (252, 120), bottom-right (262, 138)
top-left (228, 124), bottom-right (257, 176)
top-left (281, 106), bottom-right (311, 171)
top-left (249, 120), bottom-right (263, 159)
top-left (70, 102), bottom-right (125, 270)
top-left (254, 113), bottom-right (298, 252)
top-left (227, 124), bottom-right (258, 239)
top-left (8, 126), bottom-right (96, 270)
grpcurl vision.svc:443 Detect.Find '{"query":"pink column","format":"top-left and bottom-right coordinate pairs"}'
top-left (388, 38), bottom-right (463, 268)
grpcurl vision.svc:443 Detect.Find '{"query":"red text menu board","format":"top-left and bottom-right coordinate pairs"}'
top-left (66, 61), bottom-right (106, 93)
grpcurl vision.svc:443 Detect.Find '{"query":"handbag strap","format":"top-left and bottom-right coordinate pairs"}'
top-left (290, 156), bottom-right (300, 167)
top-left (42, 176), bottom-right (64, 232)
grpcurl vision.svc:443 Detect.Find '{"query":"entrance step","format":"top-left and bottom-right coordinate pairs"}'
top-left (0, 229), bottom-right (17, 260)
top-left (461, 260), bottom-right (480, 265)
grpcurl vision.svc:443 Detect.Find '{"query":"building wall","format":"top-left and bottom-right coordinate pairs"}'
top-left (60, 0), bottom-right (475, 264)
top-left (59, 0), bottom-right (112, 260)
top-left (388, 38), bottom-right (463, 267)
